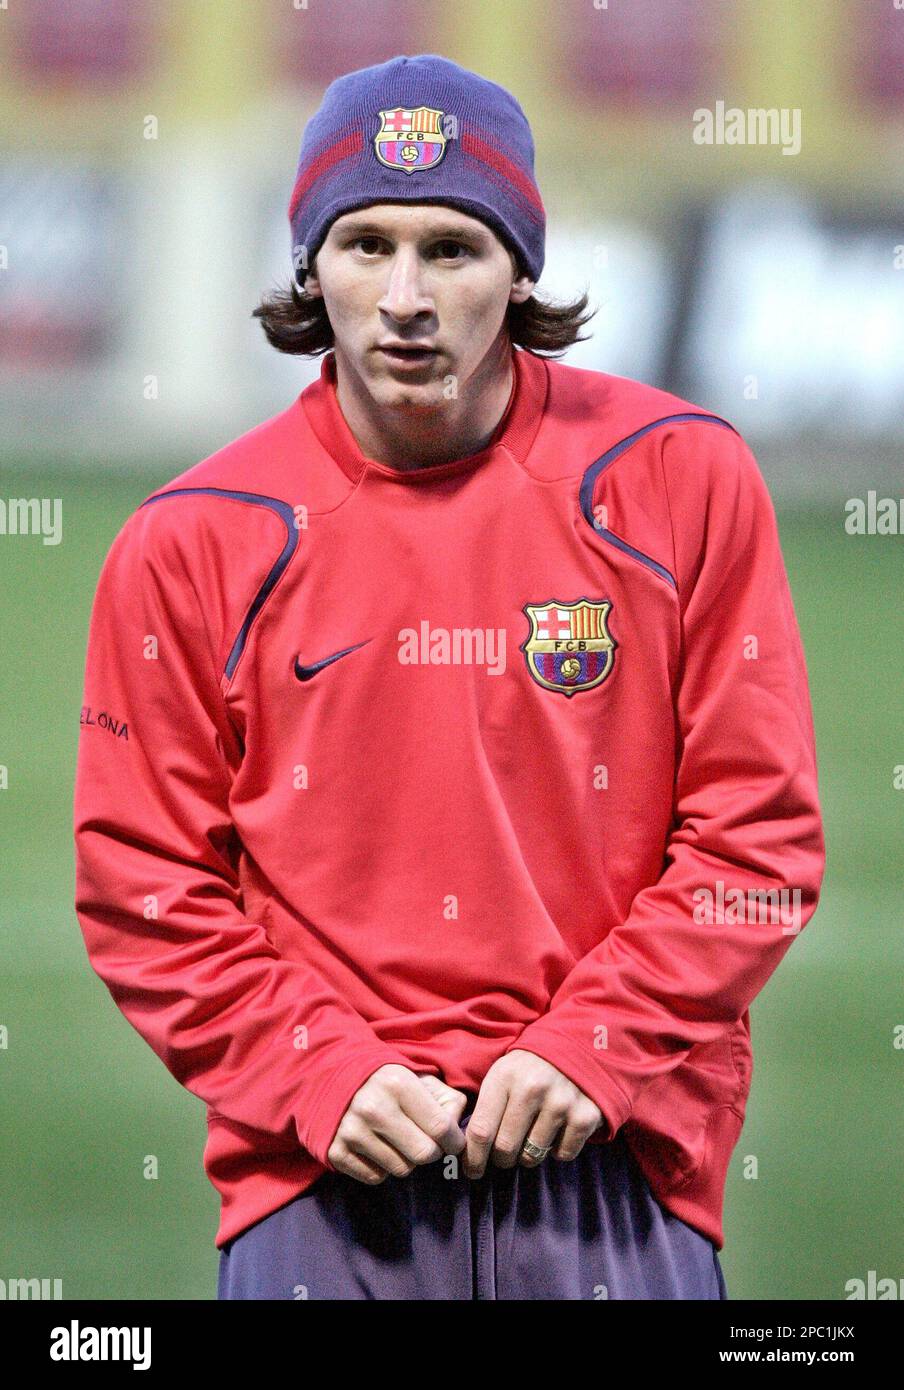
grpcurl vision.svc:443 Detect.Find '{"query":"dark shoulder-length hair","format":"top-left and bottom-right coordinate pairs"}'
top-left (252, 268), bottom-right (597, 359)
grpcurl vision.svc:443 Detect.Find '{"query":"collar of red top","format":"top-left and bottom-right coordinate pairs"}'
top-left (299, 346), bottom-right (548, 484)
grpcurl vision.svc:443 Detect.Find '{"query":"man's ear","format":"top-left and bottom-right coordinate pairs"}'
top-left (302, 260), bottom-right (323, 298)
top-left (507, 249), bottom-right (534, 305)
top-left (510, 271), bottom-right (535, 305)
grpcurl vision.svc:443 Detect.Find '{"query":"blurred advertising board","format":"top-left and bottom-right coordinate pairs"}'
top-left (679, 187), bottom-right (904, 440)
top-left (9, 0), bottom-right (162, 83)
top-left (0, 159), bottom-right (125, 369)
top-left (555, 0), bottom-right (726, 104)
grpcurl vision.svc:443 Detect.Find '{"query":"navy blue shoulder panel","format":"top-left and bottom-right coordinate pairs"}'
top-left (139, 486), bottom-right (299, 679)
top-left (578, 412), bottom-right (738, 589)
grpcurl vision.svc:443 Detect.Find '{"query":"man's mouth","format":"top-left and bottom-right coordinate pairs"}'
top-left (377, 345), bottom-right (439, 370)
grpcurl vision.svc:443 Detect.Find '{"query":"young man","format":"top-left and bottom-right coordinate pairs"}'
top-left (73, 54), bottom-right (825, 1300)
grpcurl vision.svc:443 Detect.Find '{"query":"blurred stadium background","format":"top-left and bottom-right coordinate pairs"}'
top-left (1, 0), bottom-right (901, 1300)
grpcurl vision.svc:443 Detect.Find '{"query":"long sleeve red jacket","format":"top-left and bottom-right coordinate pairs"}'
top-left (73, 346), bottom-right (825, 1250)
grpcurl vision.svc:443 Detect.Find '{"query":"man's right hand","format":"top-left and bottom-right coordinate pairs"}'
top-left (327, 1065), bottom-right (468, 1183)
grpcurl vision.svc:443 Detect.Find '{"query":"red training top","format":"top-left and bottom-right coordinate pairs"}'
top-left (73, 346), bottom-right (825, 1250)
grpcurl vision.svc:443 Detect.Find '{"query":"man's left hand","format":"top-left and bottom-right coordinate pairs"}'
top-left (463, 1050), bottom-right (605, 1178)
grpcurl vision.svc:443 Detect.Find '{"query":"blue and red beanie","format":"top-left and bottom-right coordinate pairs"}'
top-left (288, 54), bottom-right (546, 287)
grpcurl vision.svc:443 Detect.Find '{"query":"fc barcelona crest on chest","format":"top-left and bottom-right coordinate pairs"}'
top-left (521, 599), bottom-right (617, 696)
top-left (374, 107), bottom-right (448, 173)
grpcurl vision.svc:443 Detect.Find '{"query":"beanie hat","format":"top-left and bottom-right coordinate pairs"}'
top-left (287, 54), bottom-right (545, 288)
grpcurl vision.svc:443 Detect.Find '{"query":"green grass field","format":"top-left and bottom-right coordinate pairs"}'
top-left (1, 466), bottom-right (901, 1300)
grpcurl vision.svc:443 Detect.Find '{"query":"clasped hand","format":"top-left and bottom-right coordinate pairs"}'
top-left (327, 1051), bottom-right (605, 1184)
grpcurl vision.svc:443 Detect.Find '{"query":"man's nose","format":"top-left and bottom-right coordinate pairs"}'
top-left (377, 248), bottom-right (434, 321)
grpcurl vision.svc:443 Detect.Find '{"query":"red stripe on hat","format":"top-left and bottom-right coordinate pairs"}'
top-left (461, 131), bottom-right (545, 221)
top-left (288, 129), bottom-right (364, 221)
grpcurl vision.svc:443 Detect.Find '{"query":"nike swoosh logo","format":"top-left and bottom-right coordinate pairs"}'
top-left (293, 640), bottom-right (371, 681)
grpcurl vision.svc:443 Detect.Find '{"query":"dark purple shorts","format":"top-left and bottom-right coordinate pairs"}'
top-left (217, 1098), bottom-right (727, 1301)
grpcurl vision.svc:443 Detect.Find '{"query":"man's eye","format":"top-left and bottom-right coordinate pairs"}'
top-left (434, 241), bottom-right (468, 259)
top-left (347, 237), bottom-right (469, 258)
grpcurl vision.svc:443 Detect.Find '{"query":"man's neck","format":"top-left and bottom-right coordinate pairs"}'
top-left (333, 339), bottom-right (514, 471)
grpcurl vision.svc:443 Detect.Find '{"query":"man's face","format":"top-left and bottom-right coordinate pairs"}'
top-left (303, 203), bottom-right (535, 409)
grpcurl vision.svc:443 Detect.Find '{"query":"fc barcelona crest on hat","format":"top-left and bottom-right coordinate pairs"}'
top-left (521, 599), bottom-right (617, 697)
top-left (374, 107), bottom-right (448, 173)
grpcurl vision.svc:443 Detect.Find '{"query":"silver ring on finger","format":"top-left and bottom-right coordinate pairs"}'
top-left (521, 1138), bottom-right (551, 1162)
